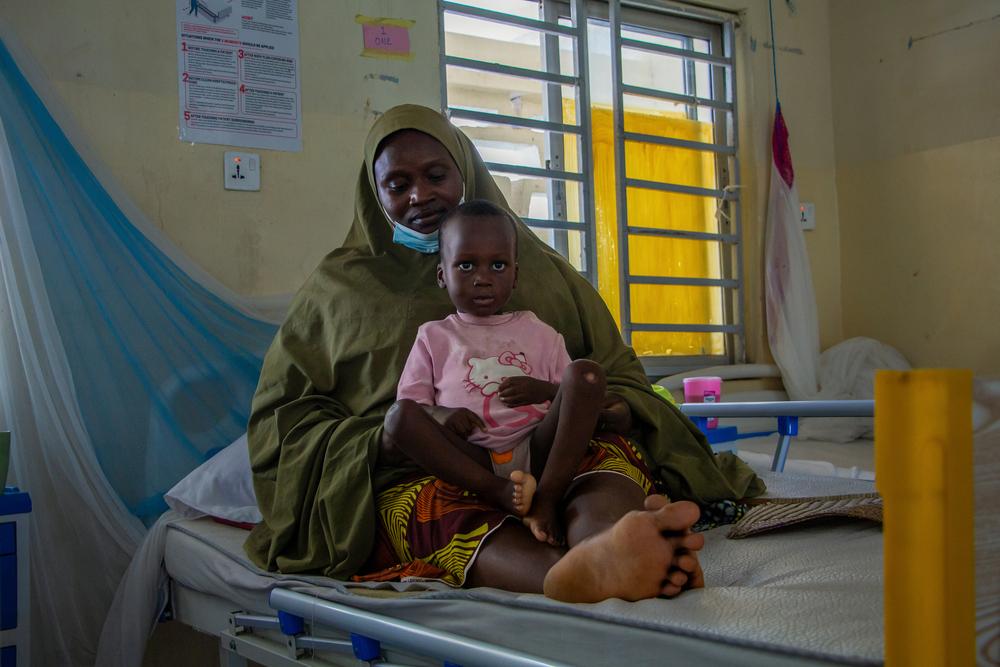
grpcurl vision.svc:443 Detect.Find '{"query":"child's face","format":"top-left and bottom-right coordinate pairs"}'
top-left (437, 214), bottom-right (518, 317)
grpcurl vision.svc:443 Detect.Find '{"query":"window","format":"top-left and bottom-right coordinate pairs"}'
top-left (439, 0), bottom-right (742, 376)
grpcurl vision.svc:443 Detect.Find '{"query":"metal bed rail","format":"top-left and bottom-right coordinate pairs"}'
top-left (679, 400), bottom-right (875, 472)
top-left (265, 588), bottom-right (571, 667)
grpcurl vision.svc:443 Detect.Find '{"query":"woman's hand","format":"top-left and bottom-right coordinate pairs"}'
top-left (498, 377), bottom-right (558, 407)
top-left (429, 406), bottom-right (486, 438)
top-left (597, 393), bottom-right (632, 435)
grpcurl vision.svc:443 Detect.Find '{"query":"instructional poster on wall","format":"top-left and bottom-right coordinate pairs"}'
top-left (176, 0), bottom-right (302, 151)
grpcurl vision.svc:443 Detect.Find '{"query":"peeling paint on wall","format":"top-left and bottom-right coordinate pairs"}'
top-left (363, 72), bottom-right (400, 84)
top-left (750, 35), bottom-right (804, 55)
top-left (908, 12), bottom-right (1000, 49)
top-left (762, 41), bottom-right (804, 56)
top-left (363, 97), bottom-right (383, 123)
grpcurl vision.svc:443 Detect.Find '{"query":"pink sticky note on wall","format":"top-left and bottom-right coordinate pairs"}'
top-left (362, 24), bottom-right (411, 55)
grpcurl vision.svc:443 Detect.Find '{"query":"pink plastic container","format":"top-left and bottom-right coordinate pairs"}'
top-left (683, 376), bottom-right (722, 428)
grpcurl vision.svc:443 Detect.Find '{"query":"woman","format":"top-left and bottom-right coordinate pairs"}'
top-left (245, 104), bottom-right (763, 601)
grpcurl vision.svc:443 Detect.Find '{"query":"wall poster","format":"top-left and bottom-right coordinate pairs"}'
top-left (176, 0), bottom-right (302, 151)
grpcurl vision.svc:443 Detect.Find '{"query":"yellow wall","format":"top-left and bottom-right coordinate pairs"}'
top-left (830, 0), bottom-right (1000, 373)
top-left (702, 0), bottom-right (845, 359)
top-left (19, 1), bottom-right (984, 371)
top-left (0, 0), bottom-right (440, 296)
top-left (0, 0), bottom-right (847, 363)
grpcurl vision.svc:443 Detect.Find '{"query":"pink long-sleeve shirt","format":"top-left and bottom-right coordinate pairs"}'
top-left (397, 311), bottom-right (571, 452)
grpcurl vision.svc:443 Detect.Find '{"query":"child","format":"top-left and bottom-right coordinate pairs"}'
top-left (391, 200), bottom-right (622, 545)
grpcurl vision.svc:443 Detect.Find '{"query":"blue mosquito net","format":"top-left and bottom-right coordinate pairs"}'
top-left (0, 39), bottom-right (279, 524)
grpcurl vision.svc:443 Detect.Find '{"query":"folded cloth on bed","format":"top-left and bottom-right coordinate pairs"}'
top-left (727, 493), bottom-right (882, 539)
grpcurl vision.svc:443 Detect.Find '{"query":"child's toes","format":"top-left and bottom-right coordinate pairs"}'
top-left (509, 470), bottom-right (536, 516)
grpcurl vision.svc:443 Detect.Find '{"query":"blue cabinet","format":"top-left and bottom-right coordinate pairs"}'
top-left (0, 489), bottom-right (30, 667)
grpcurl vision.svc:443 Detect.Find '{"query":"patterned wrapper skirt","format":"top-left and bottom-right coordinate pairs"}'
top-left (355, 434), bottom-right (655, 586)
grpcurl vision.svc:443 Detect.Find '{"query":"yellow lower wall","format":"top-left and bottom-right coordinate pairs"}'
top-left (836, 137), bottom-right (1000, 373)
top-left (831, 0), bottom-right (999, 374)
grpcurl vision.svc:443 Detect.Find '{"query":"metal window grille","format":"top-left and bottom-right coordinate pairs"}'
top-left (439, 0), bottom-right (743, 375)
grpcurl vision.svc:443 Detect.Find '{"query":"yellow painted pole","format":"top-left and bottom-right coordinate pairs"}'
top-left (875, 369), bottom-right (974, 666)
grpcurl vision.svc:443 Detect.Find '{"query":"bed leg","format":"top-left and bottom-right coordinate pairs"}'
top-left (770, 416), bottom-right (798, 472)
top-left (218, 637), bottom-right (249, 667)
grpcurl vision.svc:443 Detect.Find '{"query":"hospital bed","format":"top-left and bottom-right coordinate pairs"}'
top-left (162, 470), bottom-right (884, 667)
top-left (135, 370), bottom-right (996, 666)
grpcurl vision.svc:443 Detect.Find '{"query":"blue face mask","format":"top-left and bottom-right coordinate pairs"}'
top-left (391, 222), bottom-right (440, 254)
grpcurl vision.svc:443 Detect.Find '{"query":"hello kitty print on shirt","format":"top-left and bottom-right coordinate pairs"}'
top-left (397, 311), bottom-right (572, 452)
top-left (465, 352), bottom-right (547, 429)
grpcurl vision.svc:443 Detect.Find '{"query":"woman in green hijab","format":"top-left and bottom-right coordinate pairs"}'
top-left (245, 104), bottom-right (763, 600)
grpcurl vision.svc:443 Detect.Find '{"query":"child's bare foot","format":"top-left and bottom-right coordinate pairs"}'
top-left (644, 494), bottom-right (705, 597)
top-left (523, 494), bottom-right (563, 546)
top-left (542, 498), bottom-right (702, 603)
top-left (509, 470), bottom-right (536, 516)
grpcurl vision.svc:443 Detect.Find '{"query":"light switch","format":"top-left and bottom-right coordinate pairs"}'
top-left (224, 151), bottom-right (260, 191)
top-left (799, 202), bottom-right (815, 230)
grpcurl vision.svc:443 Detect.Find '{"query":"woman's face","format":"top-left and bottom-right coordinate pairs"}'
top-left (373, 130), bottom-right (465, 234)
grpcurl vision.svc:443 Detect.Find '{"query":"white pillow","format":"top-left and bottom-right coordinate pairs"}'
top-left (164, 433), bottom-right (261, 524)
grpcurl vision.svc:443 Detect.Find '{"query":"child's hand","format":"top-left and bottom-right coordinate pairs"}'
top-left (597, 393), bottom-right (632, 435)
top-left (498, 377), bottom-right (557, 407)
top-left (442, 407), bottom-right (486, 438)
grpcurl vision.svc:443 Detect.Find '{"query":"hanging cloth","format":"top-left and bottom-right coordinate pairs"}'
top-left (764, 103), bottom-right (820, 401)
top-left (763, 104), bottom-right (910, 440)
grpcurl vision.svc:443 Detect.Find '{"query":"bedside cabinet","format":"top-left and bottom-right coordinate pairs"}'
top-left (0, 488), bottom-right (30, 667)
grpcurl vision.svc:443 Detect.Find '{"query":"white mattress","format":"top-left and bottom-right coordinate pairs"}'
top-left (165, 472), bottom-right (886, 666)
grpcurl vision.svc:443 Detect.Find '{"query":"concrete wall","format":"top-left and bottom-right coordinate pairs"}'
top-left (0, 0), bottom-right (441, 296)
top-left (708, 0), bottom-right (844, 360)
top-left (16, 1), bottom-right (988, 372)
top-left (0, 0), bottom-right (849, 362)
top-left (830, 0), bottom-right (1000, 373)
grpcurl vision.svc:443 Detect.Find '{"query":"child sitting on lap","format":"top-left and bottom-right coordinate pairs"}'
top-left (393, 200), bottom-right (624, 545)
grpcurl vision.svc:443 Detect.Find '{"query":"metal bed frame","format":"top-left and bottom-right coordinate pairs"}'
top-left (182, 398), bottom-right (877, 667)
top-left (679, 399), bottom-right (875, 472)
top-left (217, 589), bottom-right (573, 667)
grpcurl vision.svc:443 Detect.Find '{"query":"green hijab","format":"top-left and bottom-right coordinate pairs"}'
top-left (245, 104), bottom-right (763, 577)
